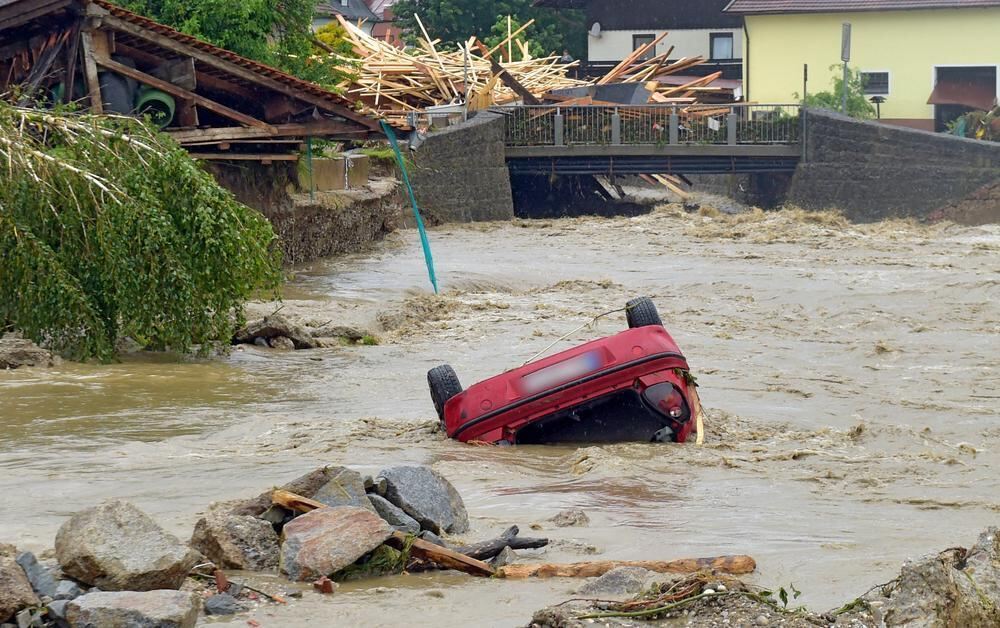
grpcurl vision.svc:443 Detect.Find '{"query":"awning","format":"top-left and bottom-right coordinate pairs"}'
top-left (927, 80), bottom-right (997, 111)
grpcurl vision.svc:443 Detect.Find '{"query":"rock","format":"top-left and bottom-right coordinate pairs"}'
top-left (873, 527), bottom-right (1000, 627)
top-left (374, 477), bottom-right (388, 496)
top-left (362, 476), bottom-right (375, 492)
top-left (279, 507), bottom-right (392, 582)
top-left (489, 547), bottom-right (517, 568)
top-left (252, 337), bottom-right (269, 348)
top-left (0, 335), bottom-right (56, 369)
top-left (46, 600), bottom-right (68, 622)
top-left (417, 531), bottom-right (447, 548)
top-left (14, 553), bottom-right (58, 599)
top-left (754, 614), bottom-right (770, 626)
top-left (377, 466), bottom-right (469, 534)
top-left (577, 567), bottom-right (658, 597)
top-left (367, 495), bottom-right (420, 535)
top-left (268, 336), bottom-right (295, 350)
top-left (0, 548), bottom-right (40, 623)
top-left (311, 467), bottom-right (376, 512)
top-left (234, 314), bottom-right (318, 350)
top-left (53, 581), bottom-right (84, 601)
top-left (548, 509), bottom-right (589, 528)
top-left (189, 502), bottom-right (280, 571)
top-left (313, 325), bottom-right (365, 342)
top-left (55, 499), bottom-right (199, 591)
top-left (65, 590), bottom-right (199, 628)
top-left (234, 466), bottom-right (360, 517)
top-left (203, 593), bottom-right (241, 616)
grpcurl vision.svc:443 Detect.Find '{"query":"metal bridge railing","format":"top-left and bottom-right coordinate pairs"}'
top-left (493, 103), bottom-right (801, 147)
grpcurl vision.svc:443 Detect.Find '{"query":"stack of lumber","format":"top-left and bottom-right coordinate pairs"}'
top-left (331, 16), bottom-right (735, 127)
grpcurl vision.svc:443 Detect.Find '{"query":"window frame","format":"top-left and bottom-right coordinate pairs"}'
top-left (860, 70), bottom-right (891, 96)
top-left (632, 33), bottom-right (656, 61)
top-left (709, 32), bottom-right (735, 61)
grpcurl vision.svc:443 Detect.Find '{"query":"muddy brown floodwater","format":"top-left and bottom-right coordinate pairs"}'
top-left (2, 206), bottom-right (998, 627)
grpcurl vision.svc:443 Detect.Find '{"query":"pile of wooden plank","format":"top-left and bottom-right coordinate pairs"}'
top-left (331, 16), bottom-right (735, 127)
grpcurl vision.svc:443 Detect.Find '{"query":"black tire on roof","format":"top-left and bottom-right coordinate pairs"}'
top-left (625, 296), bottom-right (663, 328)
top-left (427, 364), bottom-right (463, 421)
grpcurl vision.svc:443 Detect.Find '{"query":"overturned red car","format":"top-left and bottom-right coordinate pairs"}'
top-left (427, 297), bottom-right (700, 445)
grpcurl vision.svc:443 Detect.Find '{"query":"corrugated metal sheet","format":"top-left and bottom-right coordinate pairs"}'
top-left (726, 0), bottom-right (1000, 13)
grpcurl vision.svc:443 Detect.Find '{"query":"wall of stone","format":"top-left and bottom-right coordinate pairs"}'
top-left (408, 112), bottom-right (514, 224)
top-left (789, 109), bottom-right (1000, 222)
top-left (207, 162), bottom-right (400, 265)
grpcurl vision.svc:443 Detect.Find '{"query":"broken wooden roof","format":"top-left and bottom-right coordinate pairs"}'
top-left (0, 0), bottom-right (383, 159)
top-left (725, 0), bottom-right (1000, 13)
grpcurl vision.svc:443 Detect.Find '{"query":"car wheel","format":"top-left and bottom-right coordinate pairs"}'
top-left (626, 296), bottom-right (663, 328)
top-left (97, 72), bottom-right (134, 114)
top-left (427, 364), bottom-right (462, 421)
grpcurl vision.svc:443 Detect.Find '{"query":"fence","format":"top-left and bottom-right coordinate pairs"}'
top-left (494, 104), bottom-right (801, 147)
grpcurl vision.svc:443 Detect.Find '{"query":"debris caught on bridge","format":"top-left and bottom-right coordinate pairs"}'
top-left (331, 16), bottom-right (736, 129)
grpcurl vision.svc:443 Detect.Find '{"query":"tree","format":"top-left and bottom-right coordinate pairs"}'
top-left (390, 0), bottom-right (585, 60)
top-left (115, 0), bottom-right (349, 85)
top-left (0, 103), bottom-right (281, 361)
top-left (797, 64), bottom-right (875, 119)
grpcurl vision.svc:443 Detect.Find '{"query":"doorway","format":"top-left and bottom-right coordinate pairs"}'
top-left (931, 66), bottom-right (998, 132)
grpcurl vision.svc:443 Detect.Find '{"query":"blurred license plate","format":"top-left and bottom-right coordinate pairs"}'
top-left (522, 351), bottom-right (602, 394)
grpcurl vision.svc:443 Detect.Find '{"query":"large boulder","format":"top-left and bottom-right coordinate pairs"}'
top-left (872, 527), bottom-right (1000, 627)
top-left (0, 335), bottom-right (56, 369)
top-left (279, 506), bottom-right (392, 582)
top-left (189, 502), bottom-right (279, 571)
top-left (15, 551), bottom-right (58, 598)
top-left (368, 495), bottom-right (420, 534)
top-left (377, 466), bottom-right (469, 534)
top-left (55, 500), bottom-right (199, 591)
top-left (233, 314), bottom-right (318, 350)
top-left (0, 545), bottom-right (39, 623)
top-left (234, 466), bottom-right (357, 517)
top-left (311, 467), bottom-right (376, 512)
top-left (66, 590), bottom-right (199, 628)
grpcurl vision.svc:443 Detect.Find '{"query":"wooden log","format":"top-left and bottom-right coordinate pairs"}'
top-left (496, 555), bottom-right (756, 579)
top-left (385, 531), bottom-right (495, 577)
top-left (451, 525), bottom-right (549, 560)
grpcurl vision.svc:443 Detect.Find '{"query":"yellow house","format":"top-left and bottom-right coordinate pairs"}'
top-left (725, 0), bottom-right (1000, 131)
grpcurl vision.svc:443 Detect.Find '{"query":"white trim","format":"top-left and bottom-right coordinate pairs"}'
top-left (859, 68), bottom-right (891, 96)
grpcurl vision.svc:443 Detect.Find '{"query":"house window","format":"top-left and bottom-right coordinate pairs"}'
top-left (710, 33), bottom-right (734, 60)
top-left (632, 34), bottom-right (656, 61)
top-left (861, 71), bottom-right (890, 96)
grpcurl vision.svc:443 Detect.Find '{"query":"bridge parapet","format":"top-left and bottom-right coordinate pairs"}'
top-left (494, 104), bottom-right (801, 148)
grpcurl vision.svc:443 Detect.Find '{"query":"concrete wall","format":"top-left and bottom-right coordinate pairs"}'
top-left (588, 28), bottom-right (742, 63)
top-left (744, 9), bottom-right (1000, 127)
top-left (408, 112), bottom-right (514, 224)
top-left (788, 109), bottom-right (1000, 222)
top-left (207, 161), bottom-right (400, 264)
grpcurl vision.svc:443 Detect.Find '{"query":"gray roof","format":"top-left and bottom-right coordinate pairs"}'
top-left (315, 0), bottom-right (378, 22)
top-left (726, 0), bottom-right (1000, 13)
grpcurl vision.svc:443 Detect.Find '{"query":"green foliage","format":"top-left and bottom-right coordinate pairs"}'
top-left (114, 0), bottom-right (349, 86)
top-left (483, 15), bottom-right (558, 60)
top-left (796, 64), bottom-right (875, 119)
top-left (0, 104), bottom-right (281, 361)
top-left (390, 0), bottom-right (585, 59)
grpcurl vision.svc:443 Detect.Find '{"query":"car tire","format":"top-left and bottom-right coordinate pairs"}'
top-left (626, 296), bottom-right (663, 328)
top-left (97, 72), bottom-right (134, 114)
top-left (428, 364), bottom-right (462, 421)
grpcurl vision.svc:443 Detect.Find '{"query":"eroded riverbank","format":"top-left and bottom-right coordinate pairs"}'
top-left (1, 206), bottom-right (997, 626)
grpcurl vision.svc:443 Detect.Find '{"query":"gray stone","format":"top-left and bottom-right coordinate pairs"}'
top-left (46, 600), bottom-right (68, 621)
top-left (252, 337), bottom-right (269, 348)
top-left (14, 553), bottom-right (57, 599)
top-left (234, 466), bottom-right (360, 517)
top-left (0, 335), bottom-right (57, 369)
top-left (489, 547), bottom-right (517, 568)
top-left (548, 509), bottom-right (589, 528)
top-left (234, 314), bottom-right (318, 350)
top-left (279, 506), bottom-right (392, 582)
top-left (268, 336), bottom-right (295, 350)
top-left (13, 609), bottom-right (29, 628)
top-left (367, 495), bottom-right (420, 535)
top-left (417, 531), bottom-right (447, 548)
top-left (203, 593), bottom-right (241, 616)
top-left (0, 546), bottom-right (40, 623)
top-left (53, 581), bottom-right (84, 601)
top-left (377, 466), bottom-right (469, 534)
top-left (189, 502), bottom-right (279, 571)
top-left (311, 467), bottom-right (376, 513)
top-left (65, 590), bottom-right (199, 628)
top-left (55, 500), bottom-right (199, 591)
top-left (577, 567), bottom-right (658, 597)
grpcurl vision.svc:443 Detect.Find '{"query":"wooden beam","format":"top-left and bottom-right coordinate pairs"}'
top-left (187, 153), bottom-right (299, 161)
top-left (99, 13), bottom-right (382, 132)
top-left (79, 30), bottom-right (103, 114)
top-left (195, 71), bottom-right (257, 100)
top-left (93, 56), bottom-right (269, 128)
top-left (63, 22), bottom-right (81, 104)
top-left (168, 120), bottom-right (369, 144)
